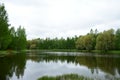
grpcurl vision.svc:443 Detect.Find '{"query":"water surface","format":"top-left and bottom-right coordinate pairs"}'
top-left (0, 51), bottom-right (120, 80)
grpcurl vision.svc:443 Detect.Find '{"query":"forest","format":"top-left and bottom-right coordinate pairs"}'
top-left (0, 4), bottom-right (27, 50)
top-left (1, 1), bottom-right (120, 80)
top-left (1, 3), bottom-right (120, 52)
top-left (27, 28), bottom-right (120, 52)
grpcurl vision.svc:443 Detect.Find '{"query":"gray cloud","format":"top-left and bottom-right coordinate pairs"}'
top-left (1, 0), bottom-right (120, 39)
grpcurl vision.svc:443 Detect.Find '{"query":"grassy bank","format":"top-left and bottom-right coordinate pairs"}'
top-left (107, 50), bottom-right (120, 54)
top-left (90, 50), bottom-right (120, 54)
top-left (28, 49), bottom-right (120, 54)
top-left (44, 49), bottom-right (78, 52)
top-left (52, 49), bottom-right (120, 54)
top-left (0, 50), bottom-right (18, 57)
top-left (38, 74), bottom-right (93, 80)
top-left (78, 50), bottom-right (120, 54)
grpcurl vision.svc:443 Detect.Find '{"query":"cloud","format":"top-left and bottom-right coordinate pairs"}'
top-left (1, 0), bottom-right (120, 39)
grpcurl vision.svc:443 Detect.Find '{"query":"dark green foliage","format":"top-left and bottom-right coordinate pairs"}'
top-left (0, 53), bottom-right (26, 80)
top-left (27, 28), bottom-right (120, 51)
top-left (8, 27), bottom-right (17, 49)
top-left (27, 36), bottom-right (78, 50)
top-left (0, 3), bottom-right (27, 51)
top-left (0, 4), bottom-right (11, 50)
top-left (1, 3), bottom-right (120, 52)
top-left (15, 26), bottom-right (27, 50)
top-left (8, 26), bottom-right (27, 50)
top-left (66, 37), bottom-right (76, 49)
top-left (115, 28), bottom-right (120, 50)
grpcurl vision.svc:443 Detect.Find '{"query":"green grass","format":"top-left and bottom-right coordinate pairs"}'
top-left (43, 49), bottom-right (120, 54)
top-left (107, 50), bottom-right (120, 54)
top-left (38, 74), bottom-right (93, 80)
top-left (46, 49), bottom-right (78, 52)
top-left (90, 50), bottom-right (120, 54)
top-left (27, 49), bottom-right (120, 54)
top-left (0, 50), bottom-right (17, 57)
top-left (38, 74), bottom-right (120, 80)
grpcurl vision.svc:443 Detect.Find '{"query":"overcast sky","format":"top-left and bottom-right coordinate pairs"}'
top-left (1, 0), bottom-right (120, 39)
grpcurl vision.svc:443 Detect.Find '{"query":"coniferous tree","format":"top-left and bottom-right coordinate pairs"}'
top-left (8, 27), bottom-right (17, 49)
top-left (16, 26), bottom-right (27, 50)
top-left (115, 28), bottom-right (120, 50)
top-left (0, 4), bottom-right (11, 50)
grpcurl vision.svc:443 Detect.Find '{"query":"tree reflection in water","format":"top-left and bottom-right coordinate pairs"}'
top-left (0, 51), bottom-right (120, 80)
top-left (27, 51), bottom-right (120, 79)
top-left (0, 53), bottom-right (26, 80)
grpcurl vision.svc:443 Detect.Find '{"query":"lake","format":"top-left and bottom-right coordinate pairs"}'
top-left (0, 50), bottom-right (120, 80)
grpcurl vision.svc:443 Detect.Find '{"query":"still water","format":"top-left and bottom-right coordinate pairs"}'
top-left (0, 50), bottom-right (120, 80)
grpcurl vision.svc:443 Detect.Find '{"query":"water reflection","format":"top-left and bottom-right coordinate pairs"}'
top-left (0, 53), bottom-right (26, 80)
top-left (27, 51), bottom-right (120, 75)
top-left (0, 51), bottom-right (120, 80)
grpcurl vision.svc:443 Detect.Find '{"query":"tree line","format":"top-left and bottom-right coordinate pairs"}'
top-left (0, 4), bottom-right (27, 50)
top-left (27, 36), bottom-right (78, 49)
top-left (1, 3), bottom-right (120, 52)
top-left (27, 28), bottom-right (120, 52)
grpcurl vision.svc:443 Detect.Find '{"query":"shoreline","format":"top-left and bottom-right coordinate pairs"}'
top-left (1, 49), bottom-right (120, 57)
top-left (0, 50), bottom-right (18, 57)
top-left (25, 49), bottom-right (120, 54)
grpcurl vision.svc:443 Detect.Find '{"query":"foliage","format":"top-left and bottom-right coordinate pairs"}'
top-left (0, 4), bottom-right (11, 50)
top-left (8, 26), bottom-right (27, 50)
top-left (15, 26), bottom-right (27, 50)
top-left (76, 29), bottom-right (96, 51)
top-left (0, 3), bottom-right (27, 51)
top-left (27, 28), bottom-right (120, 52)
top-left (0, 53), bottom-right (26, 80)
top-left (27, 36), bottom-right (78, 50)
top-left (95, 29), bottom-right (115, 51)
top-left (76, 36), bottom-right (85, 50)
top-left (38, 74), bottom-right (93, 80)
top-left (1, 3), bottom-right (120, 52)
top-left (115, 28), bottom-right (120, 50)
top-left (76, 29), bottom-right (120, 52)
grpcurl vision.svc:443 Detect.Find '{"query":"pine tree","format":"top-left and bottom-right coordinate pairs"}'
top-left (0, 4), bottom-right (11, 50)
top-left (16, 26), bottom-right (27, 50)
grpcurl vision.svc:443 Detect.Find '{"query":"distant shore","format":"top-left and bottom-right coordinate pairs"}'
top-left (25, 49), bottom-right (120, 54)
top-left (1, 49), bottom-right (120, 57)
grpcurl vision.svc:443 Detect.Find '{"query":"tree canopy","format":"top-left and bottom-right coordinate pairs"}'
top-left (76, 29), bottom-right (120, 52)
top-left (0, 4), bottom-right (11, 50)
top-left (1, 3), bottom-right (120, 52)
top-left (0, 3), bottom-right (27, 50)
